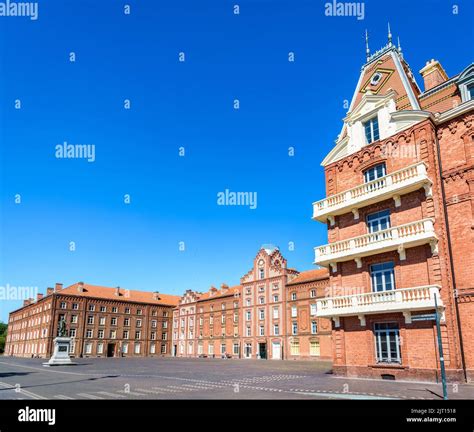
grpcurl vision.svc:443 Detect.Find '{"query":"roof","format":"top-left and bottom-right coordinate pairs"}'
top-left (59, 283), bottom-right (181, 307)
top-left (286, 269), bottom-right (329, 286)
top-left (196, 285), bottom-right (241, 302)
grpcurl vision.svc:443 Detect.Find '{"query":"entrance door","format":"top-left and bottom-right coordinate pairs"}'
top-left (271, 342), bottom-right (281, 360)
top-left (173, 345), bottom-right (177, 357)
top-left (258, 343), bottom-right (267, 359)
top-left (107, 343), bottom-right (115, 357)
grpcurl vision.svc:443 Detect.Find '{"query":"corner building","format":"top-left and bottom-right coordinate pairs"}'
top-left (312, 34), bottom-right (474, 381)
top-left (173, 246), bottom-right (332, 360)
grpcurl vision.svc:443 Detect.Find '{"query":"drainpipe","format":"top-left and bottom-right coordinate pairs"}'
top-left (433, 127), bottom-right (468, 382)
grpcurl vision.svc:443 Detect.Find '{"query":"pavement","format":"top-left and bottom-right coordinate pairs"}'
top-left (0, 356), bottom-right (472, 400)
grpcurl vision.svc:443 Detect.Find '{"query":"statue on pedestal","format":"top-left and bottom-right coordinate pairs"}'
top-left (43, 317), bottom-right (75, 367)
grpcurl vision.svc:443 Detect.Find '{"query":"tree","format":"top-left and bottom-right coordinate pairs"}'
top-left (0, 321), bottom-right (7, 354)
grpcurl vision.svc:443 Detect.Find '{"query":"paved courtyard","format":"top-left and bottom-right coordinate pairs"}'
top-left (0, 357), bottom-right (472, 400)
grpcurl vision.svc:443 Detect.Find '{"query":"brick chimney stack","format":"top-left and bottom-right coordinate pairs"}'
top-left (55, 283), bottom-right (63, 292)
top-left (77, 282), bottom-right (85, 293)
top-left (37, 293), bottom-right (43, 301)
top-left (115, 286), bottom-right (120, 296)
top-left (46, 287), bottom-right (54, 296)
top-left (23, 299), bottom-right (30, 306)
top-left (419, 59), bottom-right (448, 91)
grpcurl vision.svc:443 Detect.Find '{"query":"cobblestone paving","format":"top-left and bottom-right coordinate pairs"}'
top-left (0, 357), bottom-right (472, 400)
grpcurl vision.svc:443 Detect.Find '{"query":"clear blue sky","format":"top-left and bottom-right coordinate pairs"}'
top-left (0, 0), bottom-right (472, 322)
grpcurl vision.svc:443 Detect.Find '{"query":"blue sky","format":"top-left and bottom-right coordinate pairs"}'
top-left (0, 0), bottom-right (472, 322)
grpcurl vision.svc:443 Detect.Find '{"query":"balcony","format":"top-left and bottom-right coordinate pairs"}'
top-left (314, 218), bottom-right (438, 271)
top-left (312, 162), bottom-right (432, 224)
top-left (316, 285), bottom-right (443, 327)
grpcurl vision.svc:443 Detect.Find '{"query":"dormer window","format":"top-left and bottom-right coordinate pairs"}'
top-left (469, 84), bottom-right (474, 101)
top-left (364, 116), bottom-right (380, 144)
top-left (363, 163), bottom-right (386, 183)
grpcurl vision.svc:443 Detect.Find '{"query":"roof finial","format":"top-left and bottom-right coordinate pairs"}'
top-left (397, 36), bottom-right (403, 57)
top-left (365, 29), bottom-right (370, 60)
top-left (387, 22), bottom-right (392, 46)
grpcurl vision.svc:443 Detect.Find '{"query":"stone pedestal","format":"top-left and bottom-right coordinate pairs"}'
top-left (43, 337), bottom-right (75, 366)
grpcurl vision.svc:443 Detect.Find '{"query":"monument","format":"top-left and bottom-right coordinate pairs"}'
top-left (43, 318), bottom-right (75, 366)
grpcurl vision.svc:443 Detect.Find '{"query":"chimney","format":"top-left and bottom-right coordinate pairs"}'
top-left (37, 293), bottom-right (43, 301)
top-left (77, 282), bottom-right (85, 293)
top-left (419, 59), bottom-right (448, 91)
top-left (46, 287), bottom-right (54, 296)
top-left (115, 286), bottom-right (120, 297)
top-left (221, 283), bottom-right (229, 292)
top-left (209, 286), bottom-right (217, 295)
top-left (23, 299), bottom-right (30, 307)
top-left (55, 283), bottom-right (63, 292)
top-left (153, 291), bottom-right (160, 301)
top-left (28, 298), bottom-right (34, 304)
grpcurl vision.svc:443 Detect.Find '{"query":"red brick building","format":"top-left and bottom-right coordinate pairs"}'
top-left (172, 246), bottom-right (332, 360)
top-left (312, 33), bottom-right (474, 381)
top-left (4, 283), bottom-right (180, 358)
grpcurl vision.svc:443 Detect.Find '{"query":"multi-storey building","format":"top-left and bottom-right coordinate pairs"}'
top-left (312, 32), bottom-right (474, 381)
top-left (172, 246), bottom-right (332, 360)
top-left (5, 282), bottom-right (180, 358)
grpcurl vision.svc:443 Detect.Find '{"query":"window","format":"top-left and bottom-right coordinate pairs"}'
top-left (136, 319), bottom-right (142, 328)
top-left (259, 326), bottom-right (264, 336)
top-left (245, 311), bottom-right (251, 321)
top-left (210, 315), bottom-right (214, 325)
top-left (291, 292), bottom-right (297, 301)
top-left (221, 315), bottom-right (225, 324)
top-left (112, 307), bottom-right (118, 313)
top-left (208, 344), bottom-right (214, 355)
top-left (364, 163), bottom-right (386, 183)
top-left (233, 313), bottom-right (238, 323)
top-left (259, 297), bottom-right (264, 304)
top-left (151, 310), bottom-right (157, 316)
top-left (364, 116), bottom-right (380, 144)
top-left (97, 343), bottom-right (104, 355)
top-left (310, 289), bottom-right (316, 298)
top-left (161, 344), bottom-right (167, 354)
top-left (163, 311), bottom-right (168, 317)
top-left (244, 343), bottom-right (252, 358)
top-left (370, 72), bottom-right (382, 86)
top-left (258, 286), bottom-right (265, 293)
top-left (246, 327), bottom-right (251, 337)
top-left (100, 306), bottom-right (106, 312)
top-left (135, 331), bottom-right (141, 340)
top-left (292, 322), bottom-right (298, 335)
top-left (310, 340), bottom-right (320, 356)
top-left (122, 343), bottom-right (128, 354)
top-left (99, 317), bottom-right (106, 326)
top-left (72, 303), bottom-right (79, 310)
top-left (60, 302), bottom-right (66, 309)
top-left (98, 329), bottom-right (104, 338)
top-left (88, 304), bottom-right (95, 312)
top-left (291, 306), bottom-right (297, 318)
top-left (123, 330), bottom-right (129, 339)
top-left (469, 85), bottom-right (474, 100)
top-left (259, 269), bottom-right (264, 279)
top-left (69, 328), bottom-right (76, 337)
top-left (199, 317), bottom-right (203, 326)
top-left (367, 209), bottom-right (390, 233)
top-left (150, 343), bottom-right (156, 354)
top-left (311, 321), bottom-right (318, 334)
top-left (198, 343), bottom-right (203, 355)
top-left (221, 344), bottom-right (226, 354)
top-left (162, 333), bottom-right (167, 340)
top-left (111, 317), bottom-right (117, 326)
top-left (370, 262), bottom-right (395, 292)
top-left (87, 316), bottom-right (94, 325)
top-left (86, 329), bottom-right (93, 338)
top-left (110, 330), bottom-right (116, 339)
top-left (151, 320), bottom-right (157, 328)
top-left (124, 318), bottom-right (130, 326)
top-left (272, 307), bottom-right (279, 319)
top-left (125, 308), bottom-right (130, 314)
top-left (259, 309), bottom-right (265, 320)
top-left (221, 303), bottom-right (225, 310)
top-left (71, 315), bottom-right (78, 324)
top-left (273, 295), bottom-right (279, 302)
top-left (374, 323), bottom-right (401, 363)
top-left (233, 343), bottom-right (239, 355)
top-left (134, 343), bottom-right (141, 354)
top-left (273, 324), bottom-right (279, 335)
top-left (310, 304), bottom-right (317, 316)
top-left (290, 340), bottom-right (300, 356)
top-left (85, 343), bottom-right (92, 354)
